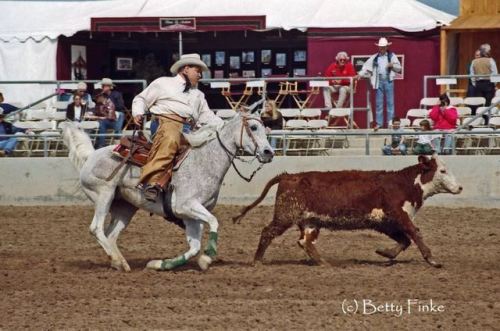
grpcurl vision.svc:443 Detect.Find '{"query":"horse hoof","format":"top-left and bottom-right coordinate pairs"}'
top-left (146, 259), bottom-right (163, 270)
top-left (111, 259), bottom-right (131, 272)
top-left (198, 254), bottom-right (212, 271)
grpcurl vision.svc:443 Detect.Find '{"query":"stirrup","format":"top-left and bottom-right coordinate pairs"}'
top-left (142, 184), bottom-right (162, 202)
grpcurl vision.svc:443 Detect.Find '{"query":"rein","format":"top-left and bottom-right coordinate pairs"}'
top-left (216, 116), bottom-right (265, 182)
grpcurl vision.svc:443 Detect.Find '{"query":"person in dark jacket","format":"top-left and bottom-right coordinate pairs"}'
top-left (101, 78), bottom-right (125, 133)
top-left (0, 107), bottom-right (28, 156)
top-left (66, 93), bottom-right (89, 122)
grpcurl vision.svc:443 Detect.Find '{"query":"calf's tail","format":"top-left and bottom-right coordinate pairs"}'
top-left (232, 173), bottom-right (286, 224)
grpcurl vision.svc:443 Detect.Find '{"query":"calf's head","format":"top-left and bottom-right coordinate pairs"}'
top-left (416, 154), bottom-right (463, 198)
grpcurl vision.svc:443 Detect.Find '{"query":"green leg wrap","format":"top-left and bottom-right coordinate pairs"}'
top-left (160, 255), bottom-right (187, 270)
top-left (204, 231), bottom-right (218, 258)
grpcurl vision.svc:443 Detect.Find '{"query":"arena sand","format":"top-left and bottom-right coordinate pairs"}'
top-left (0, 206), bottom-right (498, 330)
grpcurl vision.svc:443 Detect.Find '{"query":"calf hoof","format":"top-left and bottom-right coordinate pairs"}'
top-left (375, 247), bottom-right (397, 260)
top-left (197, 254), bottom-right (213, 271)
top-left (251, 259), bottom-right (263, 267)
top-left (425, 258), bottom-right (442, 268)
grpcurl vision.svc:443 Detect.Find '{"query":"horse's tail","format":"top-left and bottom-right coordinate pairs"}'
top-left (232, 173), bottom-right (287, 224)
top-left (61, 121), bottom-right (95, 171)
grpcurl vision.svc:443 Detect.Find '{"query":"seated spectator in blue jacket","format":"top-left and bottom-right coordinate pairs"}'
top-left (0, 92), bottom-right (19, 114)
top-left (101, 78), bottom-right (125, 133)
top-left (0, 107), bottom-right (29, 157)
top-left (66, 93), bottom-right (89, 122)
top-left (67, 82), bottom-right (95, 110)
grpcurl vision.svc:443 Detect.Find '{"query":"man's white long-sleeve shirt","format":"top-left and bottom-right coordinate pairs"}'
top-left (132, 74), bottom-right (222, 127)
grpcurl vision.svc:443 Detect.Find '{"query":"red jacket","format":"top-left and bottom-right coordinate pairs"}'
top-left (429, 105), bottom-right (458, 130)
top-left (324, 62), bottom-right (356, 86)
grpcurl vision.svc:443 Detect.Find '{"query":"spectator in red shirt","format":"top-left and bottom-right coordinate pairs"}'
top-left (429, 94), bottom-right (458, 154)
top-left (322, 51), bottom-right (357, 109)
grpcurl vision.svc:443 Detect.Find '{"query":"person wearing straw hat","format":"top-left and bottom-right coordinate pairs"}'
top-left (356, 37), bottom-right (401, 130)
top-left (132, 53), bottom-right (224, 201)
top-left (101, 78), bottom-right (125, 133)
top-left (68, 82), bottom-right (95, 109)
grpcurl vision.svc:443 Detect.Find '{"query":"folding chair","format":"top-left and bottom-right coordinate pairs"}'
top-left (300, 108), bottom-right (321, 120)
top-left (420, 97), bottom-right (439, 109)
top-left (279, 108), bottom-right (301, 122)
top-left (449, 97), bottom-right (464, 107)
top-left (464, 97), bottom-right (486, 108)
top-left (327, 108), bottom-right (356, 128)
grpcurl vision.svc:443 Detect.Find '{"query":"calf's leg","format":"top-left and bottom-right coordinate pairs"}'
top-left (376, 229), bottom-right (411, 260)
top-left (254, 218), bottom-right (292, 264)
top-left (299, 226), bottom-right (329, 266)
top-left (397, 213), bottom-right (442, 268)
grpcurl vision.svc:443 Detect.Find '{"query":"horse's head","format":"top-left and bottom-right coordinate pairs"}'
top-left (231, 112), bottom-right (274, 163)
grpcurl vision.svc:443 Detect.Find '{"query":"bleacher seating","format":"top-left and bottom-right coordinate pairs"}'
top-left (420, 97), bottom-right (439, 108)
top-left (464, 97), bottom-right (486, 108)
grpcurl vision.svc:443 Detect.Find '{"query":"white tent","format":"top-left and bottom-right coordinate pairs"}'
top-left (0, 0), bottom-right (455, 104)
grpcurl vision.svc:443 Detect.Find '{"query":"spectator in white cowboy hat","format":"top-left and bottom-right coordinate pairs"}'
top-left (356, 37), bottom-right (402, 130)
top-left (131, 53), bottom-right (224, 201)
top-left (68, 81), bottom-right (95, 109)
top-left (322, 51), bottom-right (357, 109)
top-left (101, 77), bottom-right (126, 133)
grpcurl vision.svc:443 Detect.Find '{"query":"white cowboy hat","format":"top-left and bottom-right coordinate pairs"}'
top-left (76, 82), bottom-right (87, 90)
top-left (170, 53), bottom-right (209, 75)
top-left (100, 78), bottom-right (115, 86)
top-left (375, 37), bottom-right (392, 47)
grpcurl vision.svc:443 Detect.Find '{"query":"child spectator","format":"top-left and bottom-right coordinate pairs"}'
top-left (429, 94), bottom-right (457, 155)
top-left (413, 119), bottom-right (435, 155)
top-left (382, 116), bottom-right (407, 155)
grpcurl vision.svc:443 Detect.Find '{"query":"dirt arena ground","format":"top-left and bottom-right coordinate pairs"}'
top-left (0, 205), bottom-right (499, 330)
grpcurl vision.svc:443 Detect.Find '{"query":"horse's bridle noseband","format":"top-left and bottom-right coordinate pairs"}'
top-left (216, 114), bottom-right (266, 182)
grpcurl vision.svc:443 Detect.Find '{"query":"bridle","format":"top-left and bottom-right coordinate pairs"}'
top-left (216, 114), bottom-right (266, 182)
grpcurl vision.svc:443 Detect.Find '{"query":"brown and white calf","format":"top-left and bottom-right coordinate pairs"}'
top-left (233, 155), bottom-right (462, 268)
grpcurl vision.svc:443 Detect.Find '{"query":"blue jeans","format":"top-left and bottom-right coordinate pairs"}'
top-left (382, 144), bottom-right (407, 155)
top-left (434, 134), bottom-right (453, 155)
top-left (97, 119), bottom-right (117, 148)
top-left (114, 112), bottom-right (125, 133)
top-left (0, 137), bottom-right (18, 154)
top-left (376, 79), bottom-right (394, 128)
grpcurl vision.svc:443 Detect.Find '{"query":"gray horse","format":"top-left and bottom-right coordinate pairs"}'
top-left (62, 113), bottom-right (273, 272)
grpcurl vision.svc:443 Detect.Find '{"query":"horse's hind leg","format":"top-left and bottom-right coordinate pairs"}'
top-left (146, 220), bottom-right (204, 271)
top-left (106, 200), bottom-right (138, 272)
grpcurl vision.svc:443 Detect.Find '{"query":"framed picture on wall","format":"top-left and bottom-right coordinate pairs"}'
top-left (71, 45), bottom-right (87, 80)
top-left (242, 51), bottom-right (255, 63)
top-left (261, 50), bottom-right (271, 64)
top-left (242, 70), bottom-right (256, 78)
top-left (293, 68), bottom-right (306, 77)
top-left (294, 50), bottom-right (307, 62)
top-left (351, 54), bottom-right (405, 79)
top-left (276, 53), bottom-right (286, 67)
top-left (116, 57), bottom-right (133, 71)
top-left (214, 70), bottom-right (224, 78)
top-left (261, 68), bottom-right (272, 77)
top-left (202, 54), bottom-right (211, 67)
top-left (215, 51), bottom-right (225, 66)
top-left (229, 56), bottom-right (241, 70)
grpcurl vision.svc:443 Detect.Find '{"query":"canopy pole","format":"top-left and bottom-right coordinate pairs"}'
top-left (440, 29), bottom-right (447, 94)
top-left (179, 31), bottom-right (183, 56)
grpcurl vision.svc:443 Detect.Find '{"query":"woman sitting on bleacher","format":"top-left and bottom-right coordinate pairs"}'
top-left (66, 93), bottom-right (89, 122)
top-left (429, 94), bottom-right (457, 155)
top-left (260, 100), bottom-right (282, 148)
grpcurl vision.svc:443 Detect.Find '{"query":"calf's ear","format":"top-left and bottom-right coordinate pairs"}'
top-left (418, 155), bottom-right (432, 171)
